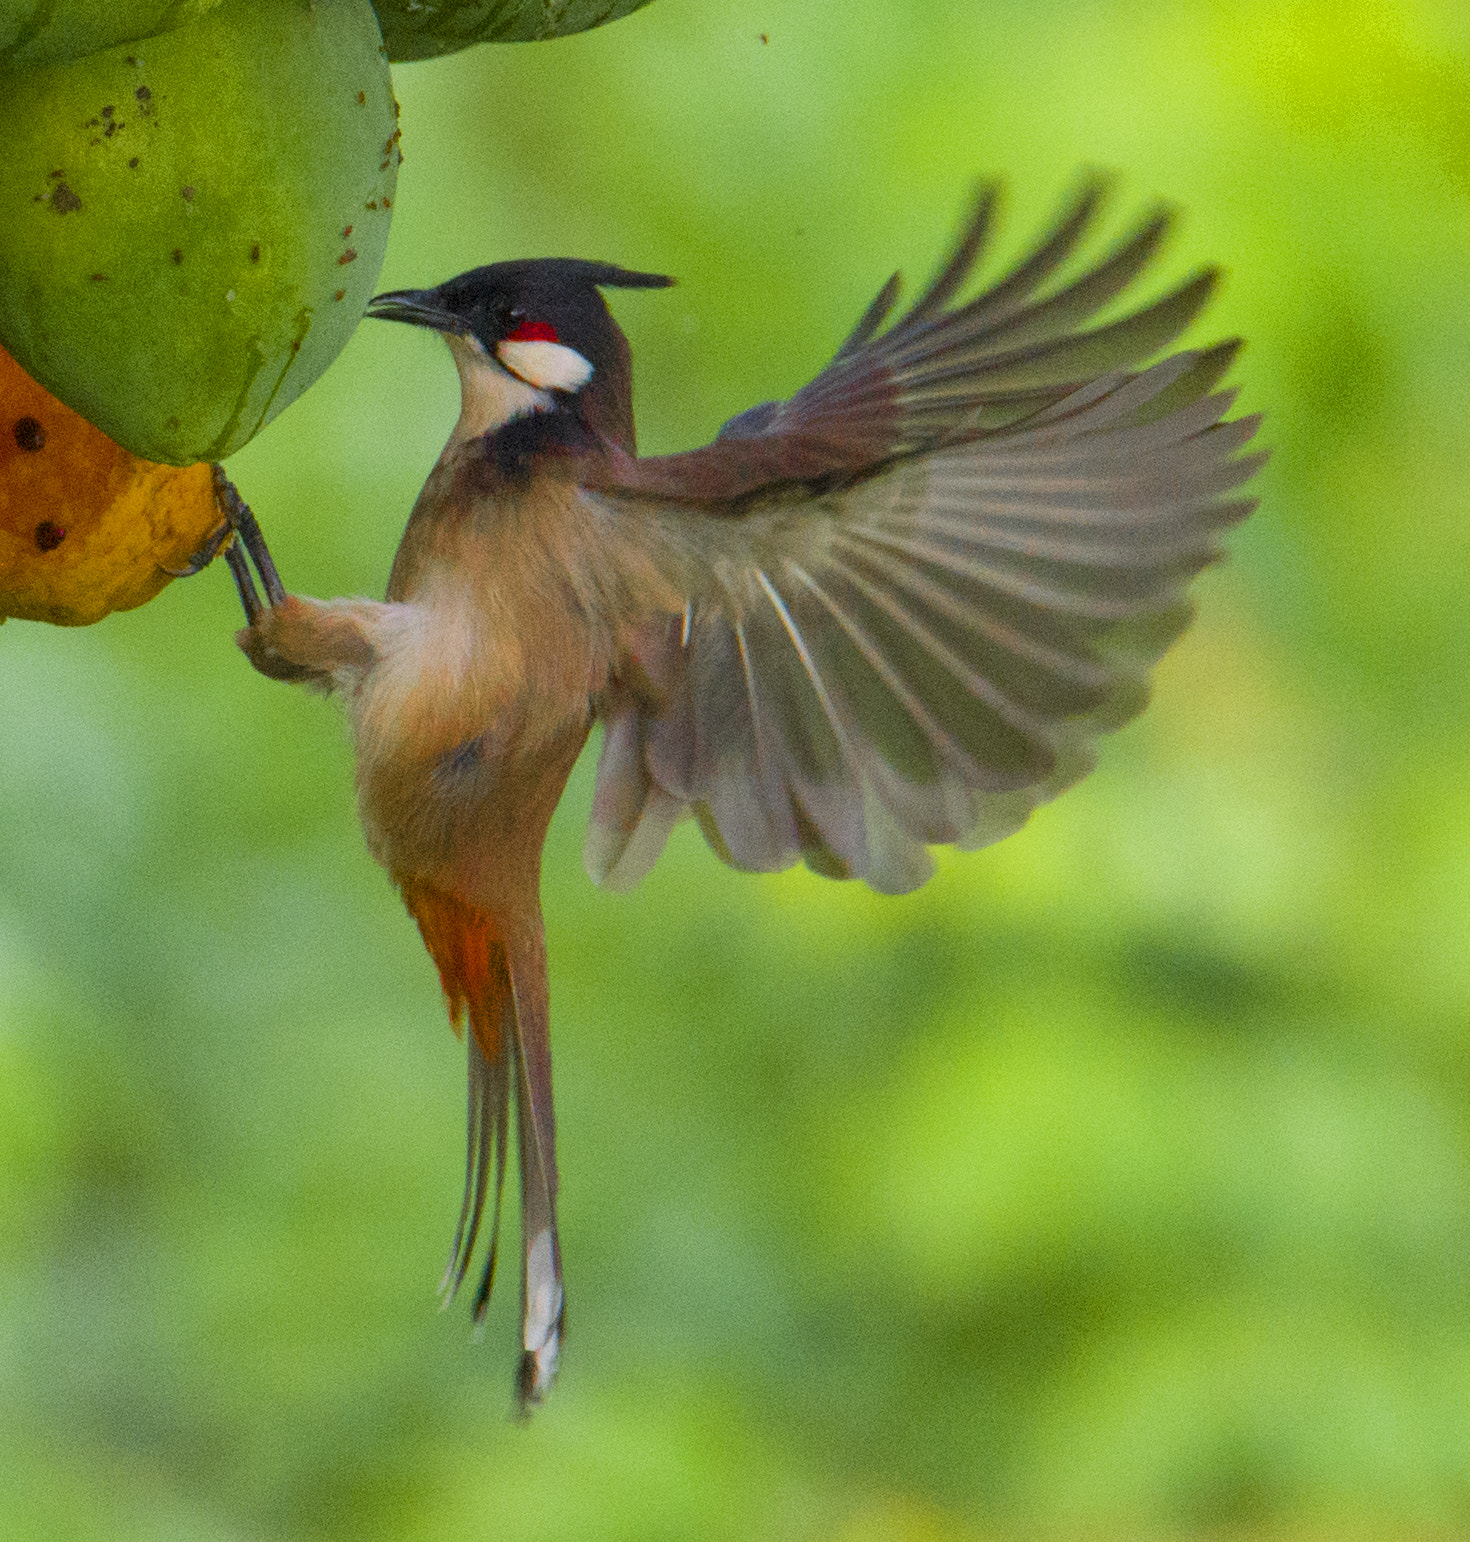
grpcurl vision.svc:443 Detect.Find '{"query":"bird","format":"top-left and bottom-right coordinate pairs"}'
top-left (219, 176), bottom-right (1264, 1411)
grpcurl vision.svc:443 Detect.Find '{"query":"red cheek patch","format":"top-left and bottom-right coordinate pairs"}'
top-left (506, 320), bottom-right (559, 343)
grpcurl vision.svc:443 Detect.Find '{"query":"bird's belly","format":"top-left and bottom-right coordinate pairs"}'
top-left (348, 593), bottom-right (597, 903)
top-left (357, 715), bottom-right (592, 909)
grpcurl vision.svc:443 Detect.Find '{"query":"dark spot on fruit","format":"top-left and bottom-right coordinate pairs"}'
top-left (89, 273), bottom-right (107, 282)
top-left (759, 32), bottom-right (768, 42)
top-left (333, 290), bottom-right (345, 302)
top-left (379, 160), bottom-right (390, 171)
top-left (86, 117), bottom-right (99, 127)
top-left (135, 85), bottom-right (151, 102)
top-left (342, 224), bottom-right (353, 238)
top-left (101, 105), bottom-right (114, 119)
top-left (365, 200), bottom-right (377, 210)
top-left (172, 248), bottom-right (183, 264)
top-left (250, 243), bottom-right (260, 262)
top-left (381, 196), bottom-right (391, 209)
top-left (51, 183), bottom-right (82, 214)
top-left (126, 56), bottom-right (137, 67)
top-left (338, 248), bottom-right (358, 265)
top-left (290, 340), bottom-right (302, 353)
top-left (356, 91), bottom-right (366, 105)
top-left (128, 157), bottom-right (139, 169)
top-left (33, 522), bottom-right (65, 552)
top-left (48, 169), bottom-right (64, 179)
top-left (13, 418), bottom-right (46, 452)
top-left (181, 185), bottom-right (194, 201)
top-left (104, 122), bottom-right (118, 138)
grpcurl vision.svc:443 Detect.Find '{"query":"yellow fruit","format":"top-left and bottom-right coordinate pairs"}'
top-left (0, 2), bottom-right (221, 69)
top-left (374, 0), bottom-right (652, 62)
top-left (0, 0), bottom-right (398, 466)
top-left (0, 342), bottom-right (220, 625)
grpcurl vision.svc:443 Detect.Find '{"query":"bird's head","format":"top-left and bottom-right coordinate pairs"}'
top-left (368, 259), bottom-right (673, 455)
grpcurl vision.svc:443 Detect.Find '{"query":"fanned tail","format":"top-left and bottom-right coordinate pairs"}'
top-left (399, 878), bottom-right (565, 1411)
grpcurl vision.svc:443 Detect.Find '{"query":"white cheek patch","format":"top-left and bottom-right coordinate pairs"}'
top-left (497, 338), bottom-right (594, 393)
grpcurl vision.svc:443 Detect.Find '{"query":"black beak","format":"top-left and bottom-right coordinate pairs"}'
top-left (366, 289), bottom-right (469, 333)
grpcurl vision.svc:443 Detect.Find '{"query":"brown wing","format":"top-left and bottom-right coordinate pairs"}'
top-left (585, 176), bottom-right (1219, 505)
top-left (582, 182), bottom-right (1265, 894)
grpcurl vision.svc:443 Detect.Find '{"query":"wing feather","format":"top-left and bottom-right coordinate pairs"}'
top-left (582, 183), bottom-right (1265, 893)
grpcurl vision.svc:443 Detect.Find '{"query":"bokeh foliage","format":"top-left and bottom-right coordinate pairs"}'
top-left (3, 0), bottom-right (1469, 1536)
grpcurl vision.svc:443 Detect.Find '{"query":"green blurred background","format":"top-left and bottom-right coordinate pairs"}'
top-left (4, 0), bottom-right (1470, 1536)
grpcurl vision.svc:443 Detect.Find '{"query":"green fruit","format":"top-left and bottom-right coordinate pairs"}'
top-left (0, 1), bottom-right (221, 70)
top-left (374, 0), bottom-right (652, 63)
top-left (0, 0), bottom-right (398, 465)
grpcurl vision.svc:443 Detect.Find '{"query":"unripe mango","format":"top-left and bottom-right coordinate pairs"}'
top-left (373, 0), bottom-right (652, 62)
top-left (0, 343), bottom-right (220, 625)
top-left (0, 0), bottom-right (398, 466)
top-left (0, 2), bottom-right (221, 70)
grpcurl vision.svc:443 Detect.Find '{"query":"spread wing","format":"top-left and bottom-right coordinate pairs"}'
top-left (582, 178), bottom-right (1265, 895)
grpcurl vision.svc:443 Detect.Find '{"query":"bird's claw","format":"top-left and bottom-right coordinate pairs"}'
top-left (162, 513), bottom-right (234, 578)
top-left (204, 466), bottom-right (320, 684)
top-left (163, 467), bottom-right (287, 612)
top-left (211, 464), bottom-right (288, 615)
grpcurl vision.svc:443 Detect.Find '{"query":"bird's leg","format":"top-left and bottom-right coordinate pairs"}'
top-left (199, 466), bottom-right (322, 685)
top-left (201, 468), bottom-right (383, 687)
top-left (224, 538), bottom-right (264, 626)
top-left (212, 464), bottom-right (287, 611)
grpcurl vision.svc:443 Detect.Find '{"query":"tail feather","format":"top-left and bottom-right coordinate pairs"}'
top-left (399, 877), bottom-right (564, 1410)
top-left (506, 922), bottom-right (564, 1406)
top-left (452, 1030), bottom-right (508, 1317)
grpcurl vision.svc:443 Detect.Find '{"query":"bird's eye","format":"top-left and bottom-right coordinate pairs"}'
top-left (506, 319), bottom-right (560, 344)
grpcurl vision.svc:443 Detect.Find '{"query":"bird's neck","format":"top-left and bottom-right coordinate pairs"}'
top-left (445, 333), bottom-right (552, 448)
top-left (437, 335), bottom-right (599, 491)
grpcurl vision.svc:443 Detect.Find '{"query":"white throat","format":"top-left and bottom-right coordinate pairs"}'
top-left (441, 331), bottom-right (596, 450)
top-left (444, 332), bottom-right (551, 447)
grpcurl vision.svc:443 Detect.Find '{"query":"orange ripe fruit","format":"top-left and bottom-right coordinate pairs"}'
top-left (0, 342), bottom-right (219, 625)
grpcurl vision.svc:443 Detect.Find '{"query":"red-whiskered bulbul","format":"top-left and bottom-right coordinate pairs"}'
top-left (219, 177), bottom-right (1264, 1411)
